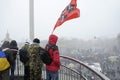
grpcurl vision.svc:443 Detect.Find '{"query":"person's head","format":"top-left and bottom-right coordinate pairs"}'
top-left (1, 41), bottom-right (10, 49)
top-left (25, 42), bottom-right (30, 45)
top-left (10, 40), bottom-right (17, 47)
top-left (48, 34), bottom-right (58, 45)
top-left (33, 38), bottom-right (40, 44)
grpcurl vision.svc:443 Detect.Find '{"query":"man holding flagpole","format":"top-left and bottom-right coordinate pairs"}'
top-left (45, 34), bottom-right (61, 80)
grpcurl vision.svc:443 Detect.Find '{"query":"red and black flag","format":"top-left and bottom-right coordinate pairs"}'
top-left (53, 0), bottom-right (80, 32)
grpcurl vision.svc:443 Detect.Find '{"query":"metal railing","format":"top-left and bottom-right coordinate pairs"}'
top-left (41, 64), bottom-right (86, 80)
top-left (60, 55), bottom-right (110, 80)
top-left (14, 54), bottom-right (110, 80)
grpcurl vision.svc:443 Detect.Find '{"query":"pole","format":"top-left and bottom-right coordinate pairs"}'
top-left (29, 0), bottom-right (34, 41)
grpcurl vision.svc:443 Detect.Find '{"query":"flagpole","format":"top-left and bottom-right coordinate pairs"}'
top-left (51, 29), bottom-right (54, 34)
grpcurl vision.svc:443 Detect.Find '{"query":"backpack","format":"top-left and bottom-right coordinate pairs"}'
top-left (40, 44), bottom-right (58, 65)
top-left (40, 47), bottom-right (52, 65)
top-left (19, 48), bottom-right (29, 64)
top-left (0, 51), bottom-right (10, 71)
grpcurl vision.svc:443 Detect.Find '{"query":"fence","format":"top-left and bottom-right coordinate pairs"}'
top-left (13, 54), bottom-right (110, 80)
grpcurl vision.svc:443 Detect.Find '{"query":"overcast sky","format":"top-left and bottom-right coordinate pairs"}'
top-left (0, 0), bottom-right (120, 42)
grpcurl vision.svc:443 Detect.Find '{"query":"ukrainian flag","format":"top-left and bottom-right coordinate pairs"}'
top-left (0, 51), bottom-right (10, 71)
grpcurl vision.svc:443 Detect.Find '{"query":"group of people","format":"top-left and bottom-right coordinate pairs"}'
top-left (0, 40), bottom-right (18, 80)
top-left (0, 34), bottom-right (61, 80)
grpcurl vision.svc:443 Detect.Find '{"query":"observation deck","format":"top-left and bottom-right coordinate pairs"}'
top-left (14, 54), bottom-right (110, 80)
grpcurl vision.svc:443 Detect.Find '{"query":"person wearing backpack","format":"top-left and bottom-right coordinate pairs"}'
top-left (45, 34), bottom-right (61, 80)
top-left (28, 38), bottom-right (43, 80)
top-left (9, 40), bottom-right (18, 80)
top-left (0, 41), bottom-right (14, 80)
top-left (19, 42), bottom-right (30, 80)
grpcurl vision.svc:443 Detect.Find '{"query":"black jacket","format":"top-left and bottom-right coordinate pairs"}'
top-left (10, 40), bottom-right (18, 60)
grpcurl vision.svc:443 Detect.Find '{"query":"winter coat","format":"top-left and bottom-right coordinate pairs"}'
top-left (0, 41), bottom-right (14, 80)
top-left (0, 48), bottom-right (14, 80)
top-left (1, 41), bottom-right (14, 65)
top-left (46, 34), bottom-right (61, 72)
top-left (10, 40), bottom-right (18, 61)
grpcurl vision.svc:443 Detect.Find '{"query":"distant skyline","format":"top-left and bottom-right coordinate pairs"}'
top-left (0, 0), bottom-right (120, 42)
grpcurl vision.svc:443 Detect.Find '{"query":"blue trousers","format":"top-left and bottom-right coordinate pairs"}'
top-left (46, 70), bottom-right (59, 80)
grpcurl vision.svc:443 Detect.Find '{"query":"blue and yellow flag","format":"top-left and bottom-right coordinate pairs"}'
top-left (0, 51), bottom-right (10, 71)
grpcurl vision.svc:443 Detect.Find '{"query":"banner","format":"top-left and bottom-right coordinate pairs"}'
top-left (53, 0), bottom-right (80, 31)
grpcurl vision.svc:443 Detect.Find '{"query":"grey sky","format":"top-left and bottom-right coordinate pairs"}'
top-left (0, 0), bottom-right (120, 42)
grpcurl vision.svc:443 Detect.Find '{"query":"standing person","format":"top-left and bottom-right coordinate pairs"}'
top-left (45, 34), bottom-right (61, 80)
top-left (0, 41), bottom-right (14, 80)
top-left (9, 40), bottom-right (18, 80)
top-left (19, 42), bottom-right (30, 80)
top-left (28, 38), bottom-right (43, 80)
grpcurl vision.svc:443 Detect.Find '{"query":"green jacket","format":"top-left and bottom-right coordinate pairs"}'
top-left (28, 43), bottom-right (43, 68)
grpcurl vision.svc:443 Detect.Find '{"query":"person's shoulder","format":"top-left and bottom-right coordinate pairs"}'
top-left (49, 44), bottom-right (58, 50)
top-left (53, 45), bottom-right (58, 50)
top-left (2, 48), bottom-right (12, 54)
top-left (2, 48), bottom-right (9, 52)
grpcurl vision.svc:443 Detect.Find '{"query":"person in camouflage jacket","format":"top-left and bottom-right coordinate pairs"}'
top-left (28, 38), bottom-right (43, 80)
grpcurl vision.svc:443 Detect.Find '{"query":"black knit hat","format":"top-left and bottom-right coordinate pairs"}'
top-left (33, 38), bottom-right (40, 43)
top-left (1, 41), bottom-right (10, 49)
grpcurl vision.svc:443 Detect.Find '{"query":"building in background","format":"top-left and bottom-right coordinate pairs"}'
top-left (2, 31), bottom-right (11, 42)
top-left (101, 56), bottom-right (120, 80)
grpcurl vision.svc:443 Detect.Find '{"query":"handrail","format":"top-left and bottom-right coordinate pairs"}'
top-left (14, 53), bottom-right (110, 80)
top-left (60, 64), bottom-right (87, 80)
top-left (60, 55), bottom-right (110, 80)
top-left (15, 54), bottom-right (87, 80)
